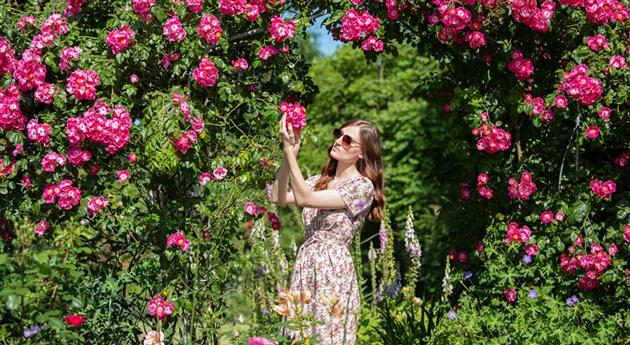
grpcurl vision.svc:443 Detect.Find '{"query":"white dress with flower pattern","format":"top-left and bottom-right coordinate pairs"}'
top-left (285, 174), bottom-right (375, 345)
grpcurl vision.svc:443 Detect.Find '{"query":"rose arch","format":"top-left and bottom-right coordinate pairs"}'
top-left (0, 0), bottom-right (628, 343)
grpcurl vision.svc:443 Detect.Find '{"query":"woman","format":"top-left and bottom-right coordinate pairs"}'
top-left (271, 113), bottom-right (384, 345)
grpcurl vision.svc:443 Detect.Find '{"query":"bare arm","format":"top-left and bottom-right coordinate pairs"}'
top-left (276, 112), bottom-right (348, 210)
top-left (271, 155), bottom-right (295, 205)
top-left (283, 146), bottom-right (347, 209)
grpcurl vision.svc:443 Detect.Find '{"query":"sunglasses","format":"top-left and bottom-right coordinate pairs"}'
top-left (333, 128), bottom-right (361, 150)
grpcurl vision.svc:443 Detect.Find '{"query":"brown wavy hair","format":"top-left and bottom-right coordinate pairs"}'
top-left (313, 119), bottom-right (385, 222)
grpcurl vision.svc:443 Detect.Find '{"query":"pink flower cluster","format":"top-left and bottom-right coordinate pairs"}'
top-left (199, 166), bottom-right (228, 185)
top-left (13, 49), bottom-right (46, 91)
top-left (476, 172), bottom-right (494, 199)
top-left (185, 0), bottom-right (204, 12)
top-left (586, 35), bottom-right (608, 51)
top-left (161, 52), bottom-right (181, 69)
top-left (231, 58), bottom-right (249, 71)
top-left (510, 0), bottom-right (555, 32)
top-left (540, 210), bottom-right (565, 224)
top-left (340, 9), bottom-right (380, 42)
top-left (584, 125), bottom-right (600, 139)
top-left (87, 196), bottom-right (109, 216)
top-left (624, 224), bottom-right (630, 243)
top-left (503, 288), bottom-right (517, 302)
top-left (106, 25), bottom-right (135, 55)
top-left (464, 31), bottom-right (486, 49)
top-left (0, 84), bottom-right (26, 131)
top-left (218, 0), bottom-right (281, 20)
top-left (248, 337), bottom-right (277, 345)
top-left (269, 16), bottom-right (296, 43)
top-left (67, 146), bottom-right (92, 167)
top-left (258, 45), bottom-right (278, 60)
top-left (560, 64), bottom-right (603, 106)
top-left (66, 69), bottom-right (100, 101)
top-left (0, 38), bottom-right (16, 75)
top-left (66, 100), bottom-right (131, 154)
top-left (267, 211), bottom-right (281, 230)
top-left (280, 101), bottom-right (307, 131)
top-left (508, 49), bottom-right (534, 81)
top-left (597, 107), bottom-right (611, 120)
top-left (198, 14), bottom-right (223, 45)
top-left (523, 94), bottom-right (554, 121)
top-left (59, 46), bottom-right (81, 71)
top-left (582, 0), bottom-right (629, 25)
top-left (35, 220), bottom-right (49, 237)
top-left (65, 0), bottom-right (89, 17)
top-left (508, 171), bottom-right (537, 200)
top-left (41, 151), bottom-right (66, 172)
top-left (116, 169), bottom-right (129, 182)
top-left (27, 118), bottom-right (53, 146)
top-left (613, 152), bottom-right (628, 167)
top-left (42, 179), bottom-right (81, 210)
top-left (608, 55), bottom-right (626, 69)
top-left (525, 243), bottom-right (539, 255)
top-left (448, 249), bottom-right (469, 263)
top-left (16, 16), bottom-right (36, 31)
top-left (560, 242), bottom-right (614, 291)
top-left (361, 36), bottom-right (384, 52)
top-left (41, 14), bottom-right (69, 38)
top-left (244, 201), bottom-right (267, 216)
top-left (163, 16), bottom-right (186, 42)
top-left (589, 179), bottom-right (616, 199)
top-left (34, 83), bottom-right (57, 104)
top-left (193, 57), bottom-right (219, 88)
top-left (472, 119), bottom-right (511, 154)
top-left (147, 295), bottom-right (174, 320)
top-left (503, 221), bottom-right (532, 244)
top-left (167, 231), bottom-right (190, 251)
top-left (132, 0), bottom-right (156, 21)
top-left (175, 131), bottom-right (198, 153)
top-left (172, 92), bottom-right (192, 121)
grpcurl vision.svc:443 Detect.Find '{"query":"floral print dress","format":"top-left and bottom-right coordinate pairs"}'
top-left (285, 174), bottom-right (375, 345)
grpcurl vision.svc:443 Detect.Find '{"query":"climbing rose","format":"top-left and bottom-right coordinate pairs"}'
top-left (163, 16), bottom-right (186, 42)
top-left (585, 125), bottom-right (600, 139)
top-left (197, 14), bottom-right (222, 44)
top-left (147, 295), bottom-right (174, 320)
top-left (193, 57), bottom-right (219, 88)
top-left (34, 220), bottom-right (49, 237)
top-left (503, 288), bottom-right (517, 302)
top-left (106, 25), bottom-right (135, 55)
top-left (213, 166), bottom-right (227, 179)
top-left (507, 49), bottom-right (534, 81)
top-left (268, 16), bottom-right (296, 43)
top-left (280, 102), bottom-right (307, 131)
top-left (66, 69), bottom-right (100, 100)
top-left (589, 179), bottom-right (616, 199)
top-left (167, 231), bottom-right (191, 251)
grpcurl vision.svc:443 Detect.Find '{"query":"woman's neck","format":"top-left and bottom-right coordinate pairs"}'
top-left (334, 162), bottom-right (360, 180)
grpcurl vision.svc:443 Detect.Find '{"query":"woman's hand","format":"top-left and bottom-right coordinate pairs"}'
top-left (280, 113), bottom-right (301, 156)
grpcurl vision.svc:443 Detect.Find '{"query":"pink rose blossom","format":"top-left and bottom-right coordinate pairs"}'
top-left (167, 231), bottom-right (190, 251)
top-left (589, 179), bottom-right (616, 199)
top-left (244, 201), bottom-right (257, 215)
top-left (147, 295), bottom-right (174, 320)
top-left (193, 57), bottom-right (219, 88)
top-left (540, 210), bottom-right (554, 224)
top-left (503, 288), bottom-right (517, 302)
top-left (213, 166), bottom-right (227, 180)
top-left (117, 169), bottom-right (130, 182)
top-left (585, 125), bottom-right (600, 139)
top-left (525, 243), bottom-right (539, 255)
top-left (163, 16), bottom-right (186, 42)
top-left (35, 220), bottom-right (49, 237)
top-left (199, 172), bottom-right (214, 185)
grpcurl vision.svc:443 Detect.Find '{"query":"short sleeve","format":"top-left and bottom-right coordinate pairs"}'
top-left (304, 174), bottom-right (321, 191)
top-left (336, 177), bottom-right (375, 217)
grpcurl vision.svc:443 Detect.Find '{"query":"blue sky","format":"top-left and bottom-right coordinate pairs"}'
top-left (306, 15), bottom-right (343, 56)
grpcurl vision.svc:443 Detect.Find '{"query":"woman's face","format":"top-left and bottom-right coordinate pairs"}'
top-left (330, 125), bottom-right (363, 162)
